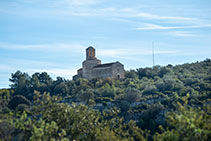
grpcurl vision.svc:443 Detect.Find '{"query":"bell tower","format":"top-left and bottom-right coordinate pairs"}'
top-left (82, 46), bottom-right (101, 79)
top-left (86, 46), bottom-right (96, 60)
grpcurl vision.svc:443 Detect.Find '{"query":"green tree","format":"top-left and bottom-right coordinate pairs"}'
top-left (154, 103), bottom-right (211, 141)
top-left (123, 88), bottom-right (141, 103)
top-left (11, 93), bottom-right (147, 140)
top-left (9, 70), bottom-right (32, 99)
top-left (77, 89), bottom-right (94, 105)
top-left (54, 82), bottom-right (69, 96)
top-left (125, 70), bottom-right (138, 79)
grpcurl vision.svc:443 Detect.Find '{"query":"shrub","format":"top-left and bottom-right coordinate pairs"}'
top-left (8, 95), bottom-right (31, 110)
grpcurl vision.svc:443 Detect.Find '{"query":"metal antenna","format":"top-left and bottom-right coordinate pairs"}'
top-left (152, 41), bottom-right (155, 68)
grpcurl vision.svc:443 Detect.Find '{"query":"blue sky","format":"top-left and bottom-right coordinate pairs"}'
top-left (0, 0), bottom-right (211, 88)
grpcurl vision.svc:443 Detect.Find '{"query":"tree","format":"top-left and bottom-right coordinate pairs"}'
top-left (35, 72), bottom-right (52, 85)
top-left (143, 85), bottom-right (157, 95)
top-left (125, 70), bottom-right (138, 79)
top-left (123, 88), bottom-right (141, 103)
top-left (77, 89), bottom-right (94, 105)
top-left (0, 89), bottom-right (11, 110)
top-left (11, 94), bottom-right (147, 140)
top-left (8, 95), bottom-right (31, 110)
top-left (31, 74), bottom-right (40, 90)
top-left (10, 71), bottom-right (31, 89)
top-left (9, 71), bottom-right (32, 99)
top-left (101, 88), bottom-right (116, 98)
top-left (154, 103), bottom-right (211, 141)
top-left (54, 82), bottom-right (69, 96)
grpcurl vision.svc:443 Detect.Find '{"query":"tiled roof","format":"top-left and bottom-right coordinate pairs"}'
top-left (93, 62), bottom-right (116, 68)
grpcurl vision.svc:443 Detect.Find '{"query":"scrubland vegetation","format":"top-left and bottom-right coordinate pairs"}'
top-left (0, 59), bottom-right (211, 140)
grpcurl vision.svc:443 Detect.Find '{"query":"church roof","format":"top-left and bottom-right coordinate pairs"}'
top-left (77, 68), bottom-right (82, 71)
top-left (93, 62), bottom-right (116, 68)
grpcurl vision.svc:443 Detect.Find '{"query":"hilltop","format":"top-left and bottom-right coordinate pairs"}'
top-left (0, 59), bottom-right (211, 140)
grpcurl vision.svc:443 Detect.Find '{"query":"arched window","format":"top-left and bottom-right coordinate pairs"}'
top-left (117, 74), bottom-right (120, 79)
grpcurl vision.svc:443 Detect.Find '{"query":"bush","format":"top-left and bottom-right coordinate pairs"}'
top-left (8, 95), bottom-right (31, 110)
top-left (154, 103), bottom-right (211, 141)
top-left (119, 100), bottom-right (130, 111)
top-left (123, 88), bottom-right (141, 103)
top-left (0, 121), bottom-right (14, 140)
top-left (101, 88), bottom-right (116, 98)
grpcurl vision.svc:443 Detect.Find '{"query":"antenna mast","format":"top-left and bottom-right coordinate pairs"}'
top-left (152, 41), bottom-right (155, 68)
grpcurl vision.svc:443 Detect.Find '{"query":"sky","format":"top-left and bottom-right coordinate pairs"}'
top-left (0, 0), bottom-right (211, 88)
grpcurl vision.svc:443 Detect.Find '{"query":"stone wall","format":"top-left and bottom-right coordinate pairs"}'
top-left (73, 47), bottom-right (125, 80)
top-left (112, 62), bottom-right (125, 79)
top-left (86, 47), bottom-right (96, 60)
top-left (82, 59), bottom-right (101, 79)
top-left (92, 67), bottom-right (113, 79)
top-left (91, 62), bottom-right (125, 79)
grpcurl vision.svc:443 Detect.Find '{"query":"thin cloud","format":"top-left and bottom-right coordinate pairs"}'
top-left (13, 0), bottom-right (101, 6)
top-left (0, 63), bottom-right (77, 80)
top-left (0, 42), bottom-right (86, 53)
top-left (52, 7), bottom-right (195, 22)
top-left (98, 48), bottom-right (179, 58)
top-left (1, 1), bottom-right (196, 23)
top-left (0, 67), bottom-right (77, 88)
top-left (4, 58), bottom-right (58, 68)
top-left (168, 31), bottom-right (197, 37)
top-left (65, 0), bottom-right (101, 6)
top-left (27, 68), bottom-right (77, 79)
top-left (117, 8), bottom-right (194, 21)
top-left (135, 23), bottom-right (211, 30)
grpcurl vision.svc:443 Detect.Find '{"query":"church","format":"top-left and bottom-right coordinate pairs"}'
top-left (73, 46), bottom-right (125, 80)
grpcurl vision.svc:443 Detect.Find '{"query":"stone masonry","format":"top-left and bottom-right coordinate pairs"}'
top-left (73, 46), bottom-right (125, 80)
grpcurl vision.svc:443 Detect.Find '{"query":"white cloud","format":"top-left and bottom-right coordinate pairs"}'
top-left (0, 65), bottom-right (15, 71)
top-left (3, 0), bottom-right (210, 34)
top-left (52, 7), bottom-right (195, 22)
top-left (15, 0), bottom-right (100, 6)
top-left (27, 68), bottom-right (77, 79)
top-left (114, 8), bottom-right (194, 21)
top-left (168, 31), bottom-right (197, 37)
top-left (135, 23), bottom-right (211, 30)
top-left (0, 62), bottom-right (77, 80)
top-left (0, 42), bottom-right (86, 53)
top-left (0, 63), bottom-right (77, 88)
top-left (5, 58), bottom-right (58, 68)
top-left (1, 0), bottom-right (197, 23)
top-left (98, 48), bottom-right (179, 58)
top-left (65, 0), bottom-right (100, 6)
top-left (45, 6), bottom-right (211, 32)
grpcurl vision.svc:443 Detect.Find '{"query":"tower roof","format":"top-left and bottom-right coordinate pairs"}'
top-left (86, 46), bottom-right (95, 50)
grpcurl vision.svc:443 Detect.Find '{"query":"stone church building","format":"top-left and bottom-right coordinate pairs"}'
top-left (73, 46), bottom-right (125, 80)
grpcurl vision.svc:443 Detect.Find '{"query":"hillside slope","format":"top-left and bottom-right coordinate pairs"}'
top-left (1, 59), bottom-right (211, 140)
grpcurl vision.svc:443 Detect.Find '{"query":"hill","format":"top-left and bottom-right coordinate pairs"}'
top-left (0, 59), bottom-right (211, 140)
